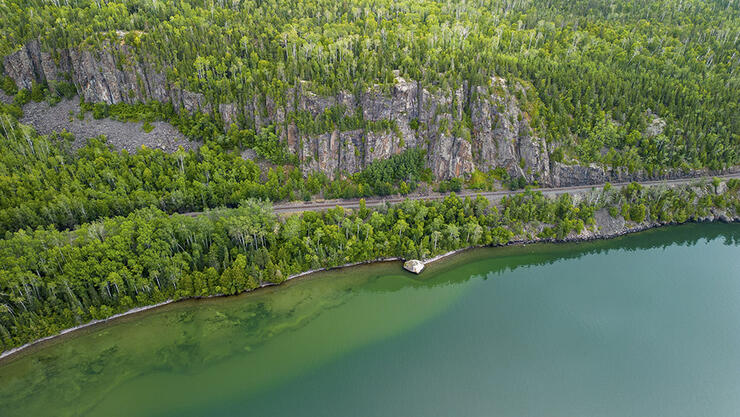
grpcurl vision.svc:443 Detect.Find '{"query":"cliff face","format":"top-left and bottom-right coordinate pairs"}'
top-left (7, 41), bottom-right (735, 186)
top-left (280, 79), bottom-right (490, 181)
top-left (3, 40), bottom-right (549, 182)
top-left (547, 162), bottom-right (735, 187)
top-left (4, 40), bottom-right (212, 113)
top-left (238, 76), bottom-right (550, 182)
top-left (469, 80), bottom-right (549, 183)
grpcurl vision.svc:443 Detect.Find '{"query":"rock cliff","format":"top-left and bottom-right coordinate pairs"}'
top-left (4, 40), bottom-right (551, 182)
top-left (3, 40), bottom-right (211, 113)
top-left (8, 40), bottom-right (738, 187)
top-left (547, 162), bottom-right (738, 187)
top-left (13, 41), bottom-right (730, 186)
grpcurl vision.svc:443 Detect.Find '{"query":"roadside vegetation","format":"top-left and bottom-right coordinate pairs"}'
top-left (0, 0), bottom-right (739, 354)
top-left (0, 111), bottom-right (430, 235)
top-left (1, 177), bottom-right (738, 351)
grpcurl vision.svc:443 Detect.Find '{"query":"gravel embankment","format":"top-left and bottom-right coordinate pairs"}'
top-left (17, 97), bottom-right (199, 153)
top-left (0, 91), bottom-right (13, 104)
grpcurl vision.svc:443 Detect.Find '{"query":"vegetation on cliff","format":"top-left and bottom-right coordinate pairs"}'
top-left (2, 0), bottom-right (738, 174)
top-left (0, 111), bottom-right (435, 234)
top-left (0, 0), bottom-right (739, 355)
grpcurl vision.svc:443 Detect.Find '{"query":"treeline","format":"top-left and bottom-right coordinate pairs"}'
top-left (80, 100), bottom-right (224, 145)
top-left (1, 0), bottom-right (738, 173)
top-left (0, 112), bottom-right (430, 234)
top-left (352, 148), bottom-right (430, 195)
top-left (1, 181), bottom-right (738, 351)
top-left (313, 148), bottom-right (431, 198)
top-left (0, 192), bottom-right (591, 350)
top-left (604, 179), bottom-right (740, 224)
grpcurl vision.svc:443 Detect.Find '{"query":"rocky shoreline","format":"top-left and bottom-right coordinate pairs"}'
top-left (2, 212), bottom-right (737, 363)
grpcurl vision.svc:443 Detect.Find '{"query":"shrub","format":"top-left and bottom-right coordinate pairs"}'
top-left (1, 76), bottom-right (18, 95)
top-left (13, 89), bottom-right (30, 105)
top-left (629, 204), bottom-right (647, 223)
top-left (30, 81), bottom-right (46, 102)
top-left (92, 103), bottom-right (109, 119)
top-left (409, 118), bottom-right (419, 130)
top-left (142, 121), bottom-right (154, 132)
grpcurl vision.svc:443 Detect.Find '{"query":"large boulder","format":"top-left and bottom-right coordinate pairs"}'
top-left (403, 259), bottom-right (425, 274)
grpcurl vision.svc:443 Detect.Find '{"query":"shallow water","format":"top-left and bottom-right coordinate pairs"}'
top-left (1, 223), bottom-right (739, 417)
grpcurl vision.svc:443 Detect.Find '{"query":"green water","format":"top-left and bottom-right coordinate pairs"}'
top-left (1, 224), bottom-right (739, 417)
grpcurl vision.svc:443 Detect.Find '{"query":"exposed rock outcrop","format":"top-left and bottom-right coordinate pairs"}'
top-left (3, 40), bottom-right (211, 111)
top-left (548, 162), bottom-right (739, 188)
top-left (644, 110), bottom-right (666, 139)
top-left (550, 162), bottom-right (609, 187)
top-left (277, 76), bottom-right (547, 181)
top-left (3, 41), bottom-right (53, 89)
top-left (3, 41), bottom-right (550, 181)
top-left (470, 79), bottom-right (549, 183)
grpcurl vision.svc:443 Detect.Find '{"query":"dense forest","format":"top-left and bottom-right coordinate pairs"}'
top-left (0, 0), bottom-right (739, 352)
top-left (1, 177), bottom-right (738, 350)
top-left (1, 0), bottom-right (738, 173)
top-left (0, 110), bottom-right (431, 235)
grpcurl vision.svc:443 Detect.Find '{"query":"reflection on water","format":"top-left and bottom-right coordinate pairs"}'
top-left (0, 223), bottom-right (739, 417)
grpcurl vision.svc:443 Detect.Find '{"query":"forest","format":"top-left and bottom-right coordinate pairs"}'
top-left (0, 175), bottom-right (738, 350)
top-left (0, 110), bottom-right (431, 235)
top-left (0, 0), bottom-right (739, 352)
top-left (1, 0), bottom-right (738, 173)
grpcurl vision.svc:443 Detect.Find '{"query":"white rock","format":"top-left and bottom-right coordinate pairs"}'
top-left (403, 259), bottom-right (424, 274)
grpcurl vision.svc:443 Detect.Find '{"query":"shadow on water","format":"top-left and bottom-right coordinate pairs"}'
top-left (0, 223), bottom-right (737, 417)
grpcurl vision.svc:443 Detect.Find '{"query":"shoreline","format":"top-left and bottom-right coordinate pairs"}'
top-left (0, 300), bottom-right (174, 361)
top-left (0, 257), bottom-right (404, 363)
top-left (1, 217), bottom-right (738, 362)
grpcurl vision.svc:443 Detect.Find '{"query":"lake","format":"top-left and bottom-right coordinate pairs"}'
top-left (1, 223), bottom-right (739, 417)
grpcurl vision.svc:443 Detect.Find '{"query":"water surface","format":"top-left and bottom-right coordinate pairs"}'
top-left (1, 223), bottom-right (739, 417)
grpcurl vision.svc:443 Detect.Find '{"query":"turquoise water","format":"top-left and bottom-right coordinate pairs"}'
top-left (1, 223), bottom-right (739, 416)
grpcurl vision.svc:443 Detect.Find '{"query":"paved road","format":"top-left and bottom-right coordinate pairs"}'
top-left (180, 173), bottom-right (740, 217)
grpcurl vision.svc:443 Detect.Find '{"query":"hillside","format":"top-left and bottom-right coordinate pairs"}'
top-left (2, 0), bottom-right (740, 360)
top-left (1, 0), bottom-right (738, 185)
